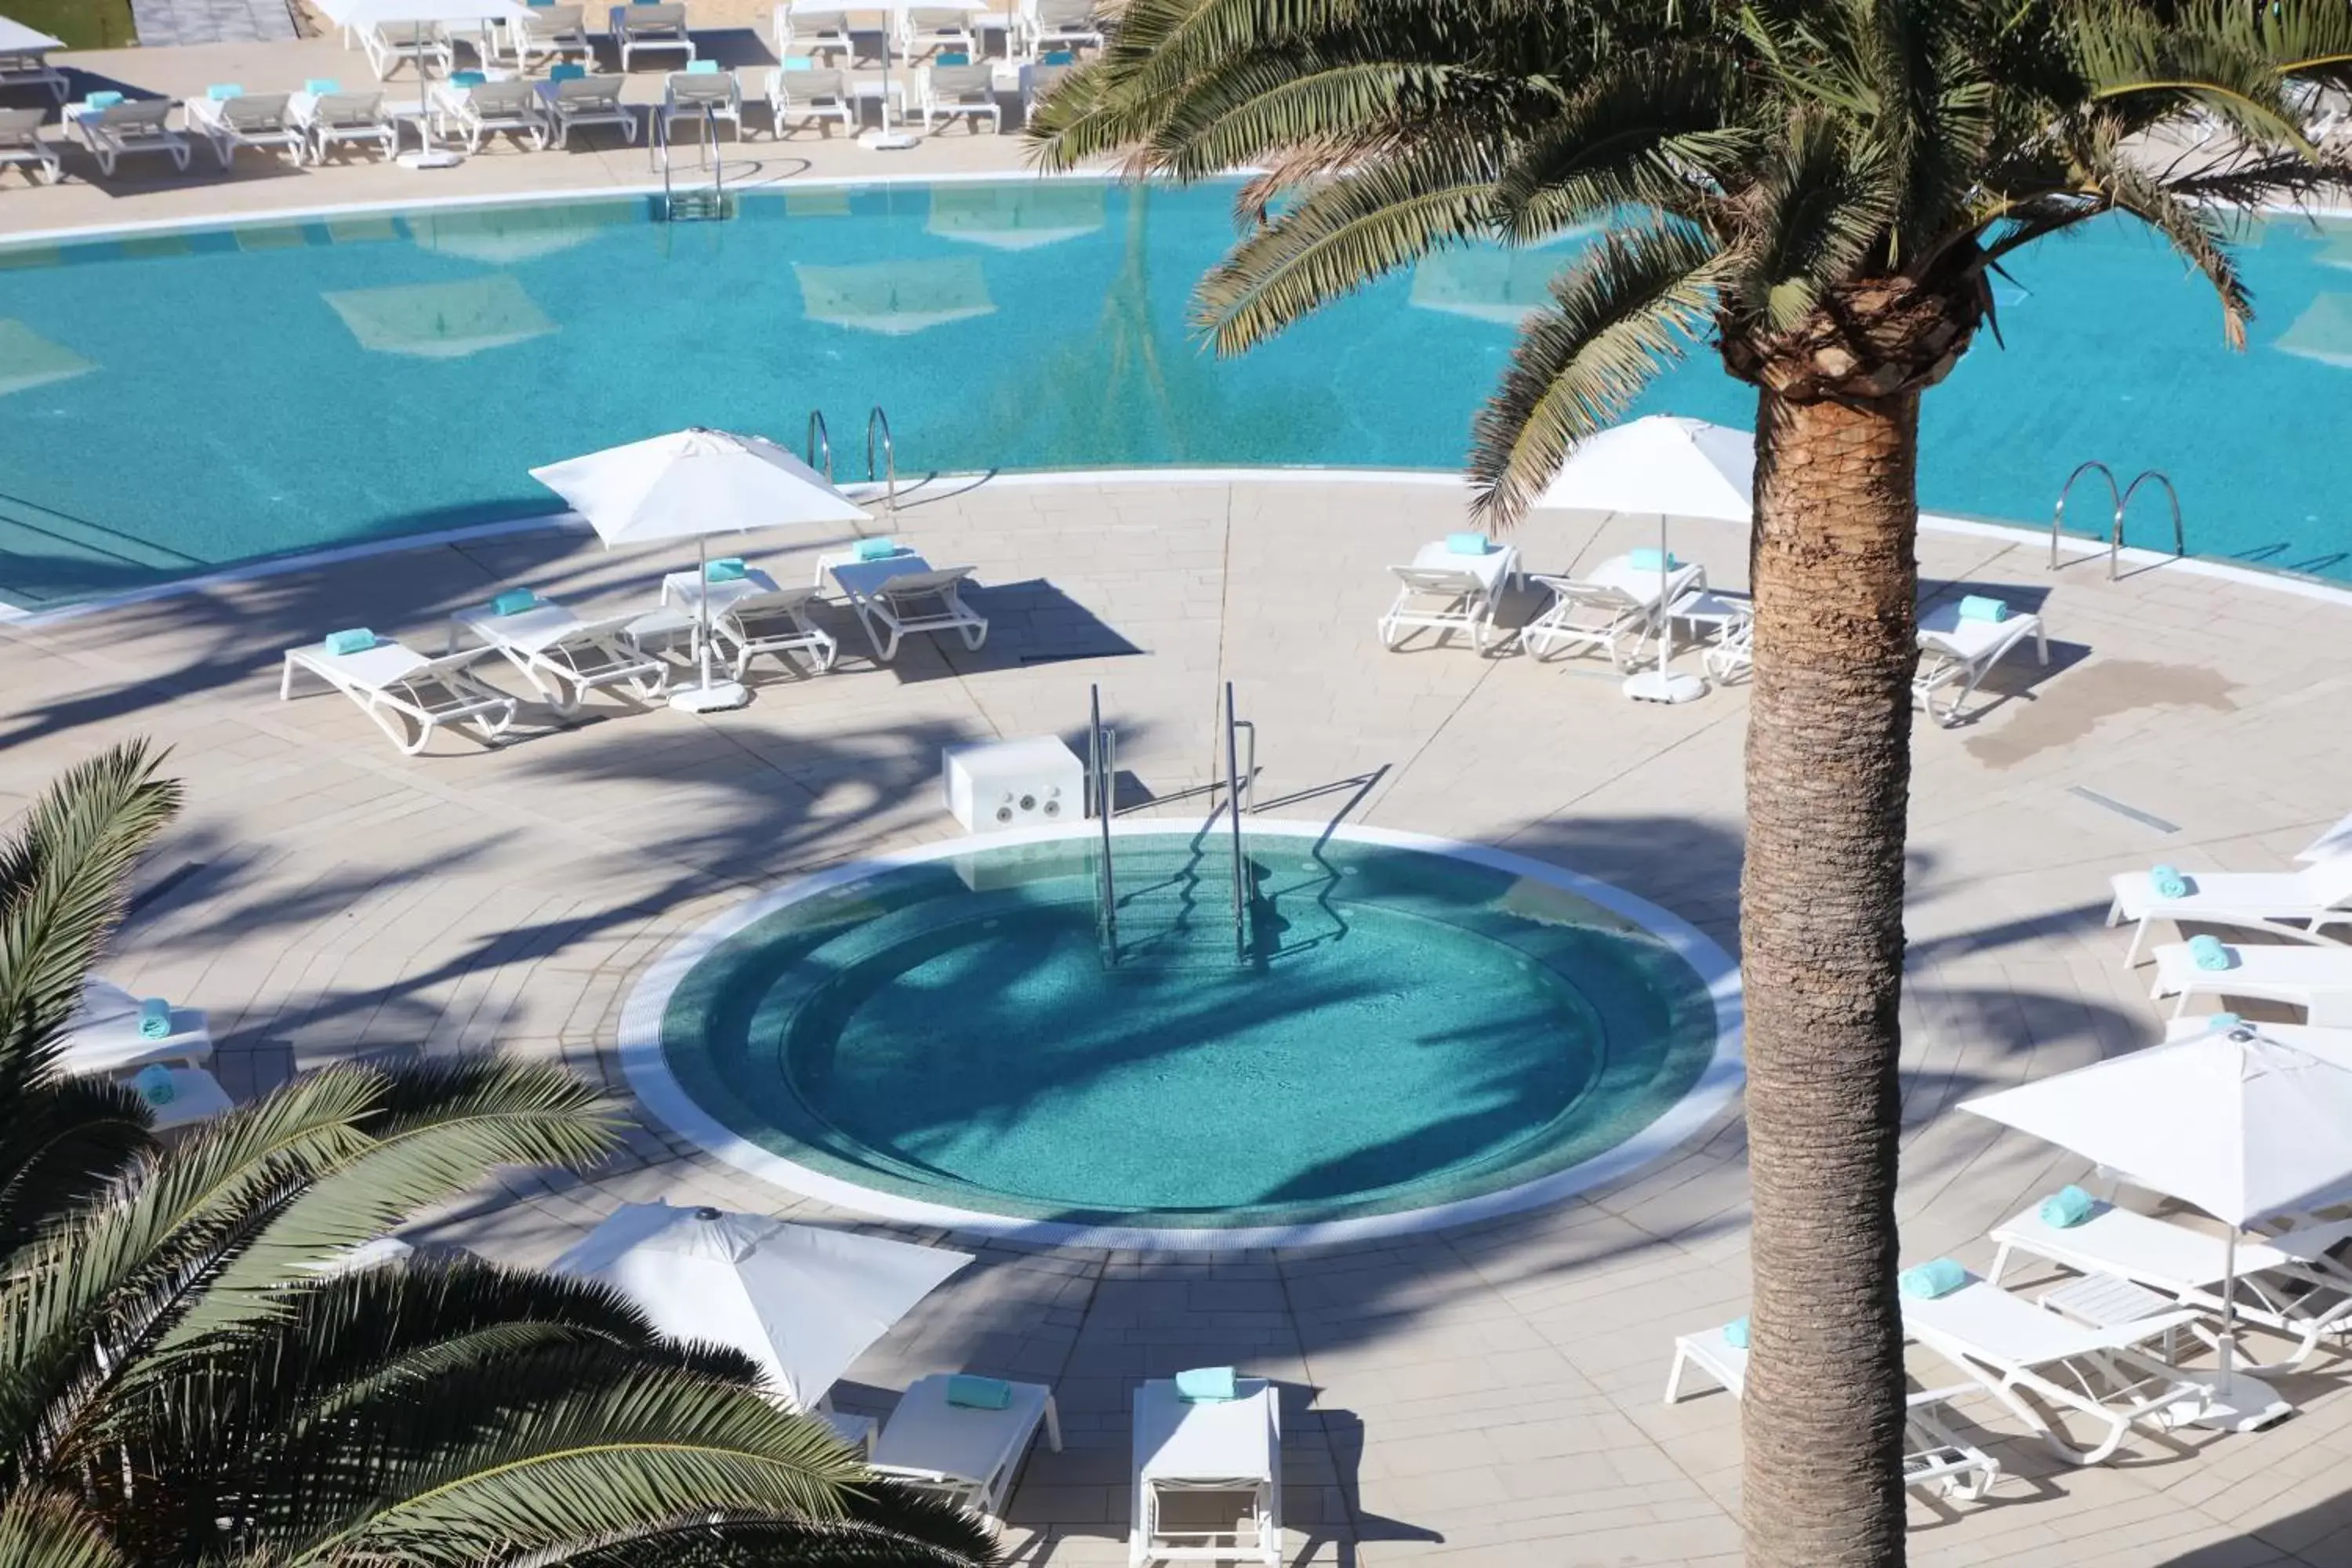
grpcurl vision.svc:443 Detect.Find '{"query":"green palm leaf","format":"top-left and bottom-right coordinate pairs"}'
top-left (0, 1489), bottom-right (129, 1568)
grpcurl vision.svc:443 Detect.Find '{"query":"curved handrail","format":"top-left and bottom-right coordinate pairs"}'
top-left (2115, 470), bottom-right (2184, 582)
top-left (866, 405), bottom-right (895, 517)
top-left (2050, 459), bottom-right (2121, 570)
top-left (805, 410), bottom-right (832, 481)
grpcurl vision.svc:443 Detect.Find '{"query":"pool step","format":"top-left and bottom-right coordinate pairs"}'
top-left (1104, 843), bottom-right (1257, 970)
top-left (661, 188), bottom-right (733, 223)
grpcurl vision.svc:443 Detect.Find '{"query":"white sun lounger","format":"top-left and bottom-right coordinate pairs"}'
top-left (1913, 601), bottom-right (2048, 727)
top-left (0, 106), bottom-right (59, 183)
top-left (1377, 541), bottom-right (1519, 654)
top-left (1988, 1203), bottom-right (2352, 1375)
top-left (2149, 940), bottom-right (2352, 1022)
top-left (539, 73), bottom-right (637, 145)
top-left (187, 92), bottom-right (305, 166)
top-left (766, 65), bottom-right (855, 136)
top-left (435, 78), bottom-right (550, 151)
top-left (920, 63), bottom-right (999, 132)
top-left (822, 552), bottom-right (989, 661)
top-left (2107, 858), bottom-right (2352, 967)
top-left (297, 89), bottom-right (398, 162)
top-left (1023, 0), bottom-right (1104, 56)
top-left (867, 1374), bottom-right (1062, 1534)
top-left (662, 67), bottom-right (741, 141)
top-left (1519, 555), bottom-right (1704, 667)
top-left (70, 98), bottom-right (191, 176)
top-left (899, 4), bottom-right (977, 58)
top-left (281, 637), bottom-right (519, 756)
top-left (125, 1063), bottom-right (235, 1132)
top-left (448, 598), bottom-right (667, 713)
top-left (0, 43), bottom-right (68, 102)
top-left (1661, 1327), bottom-right (2000, 1501)
top-left (712, 585), bottom-right (839, 677)
top-left (514, 2), bottom-right (594, 67)
top-left (60, 978), bottom-right (212, 1076)
top-left (1902, 1271), bottom-right (2216, 1465)
top-left (613, 2), bottom-right (696, 70)
top-left (363, 19), bottom-right (455, 78)
top-left (1131, 1377), bottom-right (1281, 1566)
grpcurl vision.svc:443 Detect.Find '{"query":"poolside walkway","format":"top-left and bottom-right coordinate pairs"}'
top-left (7, 474), bottom-right (2351, 1565)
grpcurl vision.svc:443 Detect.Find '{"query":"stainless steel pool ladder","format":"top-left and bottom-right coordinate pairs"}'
top-left (2050, 462), bottom-right (2184, 580)
top-left (866, 405), bottom-right (896, 518)
top-left (806, 410), bottom-right (833, 481)
top-left (1087, 684), bottom-right (1119, 961)
top-left (1222, 681), bottom-right (1250, 964)
top-left (651, 102), bottom-right (728, 221)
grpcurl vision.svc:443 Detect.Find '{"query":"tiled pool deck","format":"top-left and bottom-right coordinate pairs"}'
top-left (6, 469), bottom-right (2350, 1566)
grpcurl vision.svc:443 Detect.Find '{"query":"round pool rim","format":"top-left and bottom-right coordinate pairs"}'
top-left (618, 817), bottom-right (1746, 1250)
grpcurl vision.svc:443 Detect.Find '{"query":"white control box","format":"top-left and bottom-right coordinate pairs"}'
top-left (942, 736), bottom-right (1085, 833)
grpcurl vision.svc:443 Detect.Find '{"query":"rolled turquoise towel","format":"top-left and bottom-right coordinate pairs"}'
top-left (305, 78), bottom-right (341, 93)
top-left (490, 588), bottom-right (539, 615)
top-left (1444, 532), bottom-right (1490, 556)
top-left (705, 557), bottom-right (748, 583)
top-left (2210, 1011), bottom-right (2241, 1031)
top-left (1957, 594), bottom-right (2009, 622)
top-left (324, 629), bottom-right (376, 656)
top-left (206, 83), bottom-right (244, 100)
top-left (1175, 1366), bottom-right (1237, 1403)
top-left (2189, 934), bottom-right (2233, 971)
top-left (945, 1374), bottom-right (1011, 1410)
top-left (686, 57), bottom-right (720, 72)
top-left (550, 62), bottom-right (586, 79)
top-left (1628, 546), bottom-right (1679, 572)
top-left (132, 1064), bottom-right (176, 1107)
top-left (137, 997), bottom-right (171, 1040)
top-left (1722, 1316), bottom-right (1749, 1350)
top-left (2150, 864), bottom-right (2190, 899)
top-left (2038, 1185), bottom-right (2094, 1229)
top-left (1898, 1258), bottom-right (1968, 1300)
top-left (86, 90), bottom-right (124, 108)
top-left (451, 70), bottom-right (486, 86)
top-left (855, 537), bottom-right (897, 562)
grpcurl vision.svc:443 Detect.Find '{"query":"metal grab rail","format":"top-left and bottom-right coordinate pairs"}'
top-left (1088, 684), bottom-right (1118, 964)
top-left (2049, 461), bottom-right (2187, 580)
top-left (866, 405), bottom-right (896, 517)
top-left (805, 410), bottom-right (832, 481)
top-left (648, 97), bottom-right (725, 219)
top-left (1223, 681), bottom-right (1247, 963)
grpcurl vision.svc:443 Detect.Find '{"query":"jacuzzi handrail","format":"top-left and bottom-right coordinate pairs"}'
top-left (1224, 681), bottom-right (1249, 963)
top-left (866, 405), bottom-right (896, 518)
top-left (806, 409), bottom-right (832, 481)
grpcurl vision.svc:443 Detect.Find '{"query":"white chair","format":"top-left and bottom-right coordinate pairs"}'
top-left (299, 89), bottom-right (398, 162)
top-left (1378, 567), bottom-right (1501, 653)
top-left (919, 62), bottom-right (999, 132)
top-left (1021, 0), bottom-right (1102, 56)
top-left (1662, 1325), bottom-right (2001, 1501)
top-left (540, 72), bottom-right (637, 145)
top-left (0, 106), bottom-right (60, 183)
top-left (2107, 858), bottom-right (2352, 967)
top-left (614, 2), bottom-right (696, 70)
top-left (1131, 1377), bottom-right (1281, 1567)
top-left (662, 66), bottom-right (742, 142)
top-left (1987, 1201), bottom-right (2352, 1375)
top-left (866, 1374), bottom-right (1062, 1534)
top-left (59, 978), bottom-right (212, 1076)
top-left (2149, 940), bottom-right (2352, 1022)
top-left (771, 3), bottom-right (852, 61)
top-left (822, 552), bottom-right (989, 661)
top-left (448, 597), bottom-right (668, 713)
top-left (766, 64), bottom-right (855, 136)
top-left (0, 45), bottom-right (68, 102)
top-left (362, 20), bottom-right (455, 78)
top-left (712, 586), bottom-right (839, 677)
top-left (1519, 555), bottom-right (1704, 667)
top-left (1913, 599), bottom-right (2047, 727)
top-left (514, 2), bottom-right (595, 67)
top-left (188, 91), bottom-right (305, 167)
top-left (437, 77), bottom-right (550, 151)
top-left (1901, 1271), bottom-right (2227, 1465)
top-left (898, 5), bottom-right (976, 59)
top-left (280, 636), bottom-right (519, 756)
top-left (71, 98), bottom-right (191, 176)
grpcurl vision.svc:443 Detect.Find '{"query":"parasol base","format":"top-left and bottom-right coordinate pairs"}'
top-left (2178, 1369), bottom-right (2293, 1432)
top-left (857, 128), bottom-right (920, 151)
top-left (1623, 669), bottom-right (1708, 706)
top-left (397, 148), bottom-right (465, 170)
top-left (670, 679), bottom-right (751, 714)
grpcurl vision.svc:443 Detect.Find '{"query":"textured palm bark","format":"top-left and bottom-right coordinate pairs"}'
top-left (1738, 388), bottom-right (1920, 1568)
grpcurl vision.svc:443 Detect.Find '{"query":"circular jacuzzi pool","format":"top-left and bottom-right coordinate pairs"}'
top-left (622, 822), bottom-right (1741, 1247)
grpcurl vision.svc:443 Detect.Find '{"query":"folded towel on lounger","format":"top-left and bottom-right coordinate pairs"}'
top-left (1175, 1366), bottom-right (1237, 1403)
top-left (945, 1374), bottom-right (1011, 1410)
top-left (1898, 1258), bottom-right (1967, 1300)
top-left (2189, 934), bottom-right (2234, 971)
top-left (325, 628), bottom-right (376, 656)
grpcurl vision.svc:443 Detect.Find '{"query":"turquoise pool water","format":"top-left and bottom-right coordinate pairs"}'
top-left (652, 830), bottom-right (1726, 1234)
top-left (3, 180), bottom-right (2350, 605)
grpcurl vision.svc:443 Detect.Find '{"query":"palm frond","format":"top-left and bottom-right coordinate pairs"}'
top-left (0, 1489), bottom-right (129, 1568)
top-left (535, 1490), bottom-right (1004, 1568)
top-left (0, 1075), bottom-right (153, 1260)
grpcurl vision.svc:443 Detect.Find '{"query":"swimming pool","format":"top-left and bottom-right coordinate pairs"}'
top-left (622, 822), bottom-right (1741, 1247)
top-left (3, 178), bottom-right (2349, 605)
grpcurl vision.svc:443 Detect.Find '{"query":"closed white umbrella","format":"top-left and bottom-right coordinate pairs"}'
top-left (530, 426), bottom-right (869, 713)
top-left (1960, 1022), bottom-right (2352, 1430)
top-left (1535, 414), bottom-right (1755, 706)
top-left (551, 1203), bottom-right (973, 1410)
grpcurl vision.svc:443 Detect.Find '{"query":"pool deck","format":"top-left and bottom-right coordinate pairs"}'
top-left (8, 468), bottom-right (2351, 1565)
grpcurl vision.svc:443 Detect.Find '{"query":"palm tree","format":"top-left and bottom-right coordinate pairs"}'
top-left (1031, 3), bottom-right (2352, 1561)
top-left (0, 741), bottom-right (1000, 1568)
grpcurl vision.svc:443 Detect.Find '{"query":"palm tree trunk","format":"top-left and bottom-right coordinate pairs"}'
top-left (1738, 387), bottom-right (1918, 1568)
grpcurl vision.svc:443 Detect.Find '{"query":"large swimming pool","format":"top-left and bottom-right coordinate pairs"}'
top-left (3, 179), bottom-right (2350, 605)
